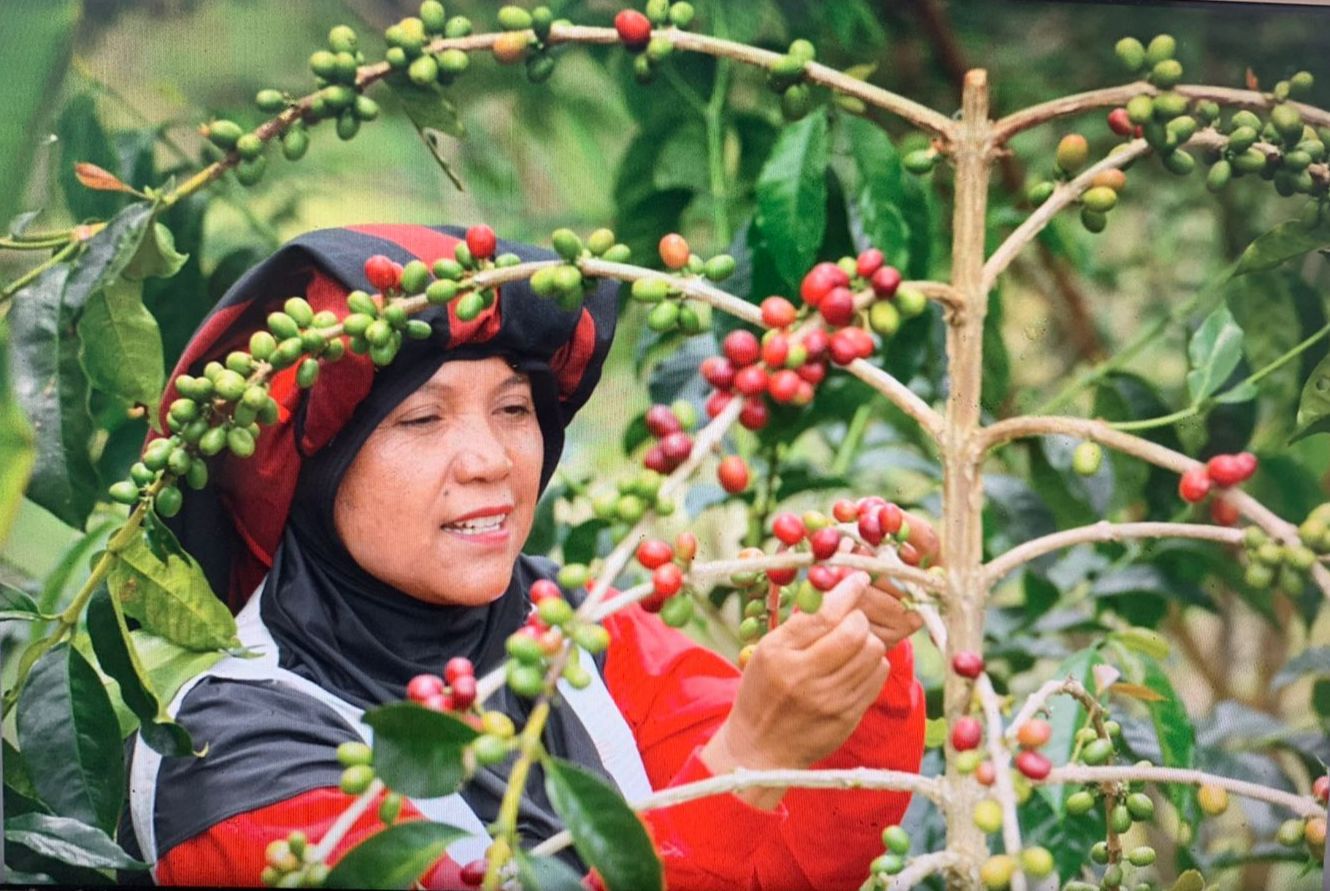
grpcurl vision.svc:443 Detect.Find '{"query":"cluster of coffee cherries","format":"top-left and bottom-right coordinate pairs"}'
top-left (1239, 525), bottom-right (1320, 594)
top-left (259, 827), bottom-right (327, 887)
top-left (589, 467), bottom-right (675, 532)
top-left (629, 233), bottom-right (732, 334)
top-left (765, 38), bottom-right (819, 122)
top-left (640, 401), bottom-right (699, 474)
top-left (382, 3), bottom-right (475, 85)
top-left (504, 577), bottom-right (612, 697)
top-left (1027, 133), bottom-right (1129, 234)
top-left (407, 656), bottom-right (479, 713)
top-left (532, 227), bottom-right (632, 311)
top-left (634, 531), bottom-right (699, 628)
top-left (1278, 776), bottom-right (1329, 863)
top-left (1298, 502), bottom-right (1330, 554)
top-left (1176, 451), bottom-right (1257, 525)
top-left (615, 1), bottom-right (695, 84)
top-left (802, 250), bottom-right (928, 340)
top-left (487, 5), bottom-right (566, 82)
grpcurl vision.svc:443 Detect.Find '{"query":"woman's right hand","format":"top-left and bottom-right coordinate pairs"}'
top-left (699, 571), bottom-right (890, 808)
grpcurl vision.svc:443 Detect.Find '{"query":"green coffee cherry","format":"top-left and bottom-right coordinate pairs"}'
top-left (1276, 818), bottom-right (1306, 846)
top-left (972, 799), bottom-right (1003, 834)
top-left (227, 427), bottom-right (257, 459)
top-left (235, 156), bottom-right (266, 186)
top-left (340, 764), bottom-right (375, 795)
top-left (1027, 180), bottom-right (1055, 205)
top-left (1272, 104), bottom-right (1304, 143)
top-left (781, 84), bottom-right (813, 121)
top-left (556, 563), bottom-right (589, 589)
top-left (1151, 59), bottom-right (1183, 89)
top-left (669, 1), bottom-right (695, 27)
top-left (1115, 37), bottom-right (1146, 72)
top-left (1082, 737), bottom-right (1114, 765)
top-left (703, 254), bottom-right (736, 281)
top-left (1152, 91), bottom-right (1188, 120)
top-left (550, 228), bottom-right (583, 261)
top-left (1128, 845), bottom-right (1157, 867)
top-left (1206, 159), bottom-right (1232, 192)
top-left (1145, 34), bottom-right (1176, 65)
top-left (1110, 803), bottom-right (1133, 833)
top-left (1126, 792), bottom-right (1155, 821)
top-left (1082, 186), bottom-right (1118, 213)
top-left (1162, 149), bottom-right (1196, 175)
top-left (903, 149), bottom-right (938, 175)
top-left (336, 740), bottom-right (373, 767)
top-left (1066, 789), bottom-right (1096, 816)
top-left (1126, 94), bottom-right (1154, 125)
top-left (1081, 207), bottom-right (1108, 233)
top-left (207, 119), bottom-right (244, 150)
top-left (109, 481), bottom-right (141, 505)
top-left (154, 485), bottom-right (183, 518)
top-left (1072, 441), bottom-right (1103, 476)
top-left (130, 462), bottom-right (156, 487)
top-left (896, 286), bottom-right (928, 318)
top-left (647, 301), bottom-right (680, 332)
top-left (660, 592), bottom-right (694, 628)
top-left (297, 358), bottom-right (320, 389)
top-left (631, 278), bottom-right (669, 303)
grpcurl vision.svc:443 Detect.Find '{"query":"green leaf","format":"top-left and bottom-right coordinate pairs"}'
top-left (514, 849), bottom-right (587, 891)
top-left (545, 756), bottom-right (662, 891)
top-left (57, 93), bottom-right (127, 223)
top-left (1186, 305), bottom-right (1245, 405)
top-left (9, 202), bottom-right (157, 528)
top-left (87, 586), bottom-right (193, 756)
top-left (0, 323), bottom-right (37, 543)
top-left (390, 84), bottom-right (466, 191)
top-left (1290, 350), bottom-right (1330, 443)
top-left (77, 279), bottom-right (165, 412)
top-left (843, 116), bottom-right (909, 270)
top-left (5, 812), bottom-right (146, 870)
top-left (108, 534), bottom-right (239, 651)
top-left (0, 582), bottom-right (48, 621)
top-left (16, 643), bottom-right (125, 833)
top-left (132, 628), bottom-right (224, 706)
top-left (1139, 656), bottom-right (1196, 821)
top-left (362, 702), bottom-right (478, 798)
top-left (1213, 380), bottom-right (1259, 404)
top-left (324, 821), bottom-right (470, 889)
top-left (0, 0), bottom-right (78, 227)
top-left (754, 110), bottom-right (828, 287)
top-left (123, 221), bottom-right (188, 281)
top-left (1040, 647), bottom-right (1103, 813)
top-left (1235, 217), bottom-right (1330, 276)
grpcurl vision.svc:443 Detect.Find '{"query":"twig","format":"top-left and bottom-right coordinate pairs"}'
top-left (975, 675), bottom-right (1028, 891)
top-left (1044, 765), bottom-right (1327, 819)
top-left (309, 779), bottom-right (385, 863)
top-left (982, 521), bottom-right (1243, 587)
top-left (1004, 678), bottom-right (1078, 746)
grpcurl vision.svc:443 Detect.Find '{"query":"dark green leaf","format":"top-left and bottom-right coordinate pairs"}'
top-left (3, 739), bottom-right (48, 816)
top-left (514, 848), bottom-right (587, 891)
top-left (1186, 305), bottom-right (1245, 405)
top-left (1139, 656), bottom-right (1196, 821)
top-left (563, 519), bottom-right (609, 566)
top-left (16, 643), bottom-right (125, 832)
top-left (0, 323), bottom-right (36, 542)
top-left (1039, 647), bottom-right (1103, 812)
top-left (108, 534), bottom-right (239, 651)
top-left (523, 483), bottom-right (563, 558)
top-left (362, 702), bottom-right (478, 798)
top-left (5, 812), bottom-right (145, 870)
top-left (1235, 218), bottom-right (1330, 275)
top-left (545, 756), bottom-right (661, 891)
top-left (843, 116), bottom-right (909, 270)
top-left (122, 222), bottom-right (188, 282)
top-left (87, 587), bottom-right (193, 755)
top-left (77, 279), bottom-right (164, 412)
top-left (1290, 350), bottom-right (1330, 444)
top-left (57, 93), bottom-right (126, 223)
top-left (754, 111), bottom-right (828, 287)
top-left (323, 821), bottom-right (470, 890)
top-left (0, 0), bottom-right (78, 227)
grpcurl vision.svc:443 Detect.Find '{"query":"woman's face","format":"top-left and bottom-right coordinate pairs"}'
top-left (334, 356), bottom-right (544, 606)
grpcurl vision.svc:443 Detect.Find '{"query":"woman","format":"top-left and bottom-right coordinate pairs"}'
top-left (125, 224), bottom-right (931, 889)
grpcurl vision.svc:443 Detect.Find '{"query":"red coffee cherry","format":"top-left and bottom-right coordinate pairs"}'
top-left (674, 531), bottom-right (698, 563)
top-left (1017, 718), bottom-right (1052, 750)
top-left (760, 296), bottom-right (797, 328)
top-left (768, 369), bottom-right (801, 404)
top-left (975, 761), bottom-right (996, 786)
top-left (762, 333), bottom-right (790, 368)
top-left (614, 9), bottom-right (653, 49)
top-left (1178, 465), bottom-right (1212, 503)
top-left (636, 539), bottom-right (675, 570)
top-left (466, 224), bottom-right (497, 260)
top-left (1313, 774), bottom-right (1329, 804)
top-left (718, 455), bottom-right (750, 493)
top-left (856, 248), bottom-right (885, 279)
top-left (858, 510), bottom-right (885, 546)
top-left (407, 673), bottom-right (444, 703)
top-left (460, 859), bottom-right (487, 887)
top-left (810, 527), bottom-right (842, 561)
top-left (652, 563), bottom-right (684, 598)
top-left (829, 329), bottom-right (862, 366)
top-left (739, 397), bottom-right (769, 430)
top-left (898, 541), bottom-right (922, 566)
top-left (364, 254), bottom-right (401, 293)
top-left (832, 499), bottom-right (859, 524)
top-left (772, 512), bottom-right (807, 546)
top-left (951, 716), bottom-right (983, 751)
top-left (645, 404), bottom-right (682, 437)
top-left (450, 674), bottom-right (477, 710)
top-left (796, 361), bottom-right (826, 385)
top-left (734, 365), bottom-right (769, 397)
top-left (807, 564), bottom-right (840, 591)
top-left (800, 262), bottom-right (849, 307)
top-left (952, 651), bottom-right (985, 679)
top-left (660, 431), bottom-right (693, 465)
top-left (643, 445), bottom-right (669, 473)
top-left (1107, 107), bottom-right (1134, 136)
top-left (529, 579), bottom-right (561, 605)
top-left (444, 656), bottom-right (475, 683)
top-left (768, 564), bottom-right (798, 586)
top-left (819, 287), bottom-right (856, 327)
top-left (878, 502), bottom-right (904, 536)
top-left (1209, 496), bottom-right (1240, 526)
top-left (704, 390), bottom-right (733, 418)
top-left (800, 328), bottom-right (829, 362)
top-left (1232, 451), bottom-right (1257, 481)
top-left (1015, 750), bottom-right (1052, 781)
top-left (1206, 454), bottom-right (1243, 487)
top-left (700, 356), bottom-right (736, 390)
top-left (723, 330), bottom-right (761, 367)
top-left (870, 265), bottom-right (902, 299)
top-left (658, 232), bottom-right (690, 269)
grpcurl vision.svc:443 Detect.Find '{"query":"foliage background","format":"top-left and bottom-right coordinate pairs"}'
top-left (2, 0), bottom-right (1329, 888)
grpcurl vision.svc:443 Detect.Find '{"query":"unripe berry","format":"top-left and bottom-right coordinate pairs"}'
top-left (1066, 789), bottom-right (1096, 815)
top-left (1314, 774), bottom-right (1329, 803)
top-left (658, 233), bottom-right (689, 269)
top-left (1020, 846), bottom-right (1054, 878)
top-left (1056, 133), bottom-right (1090, 174)
top-left (979, 854), bottom-right (1015, 891)
top-left (1197, 783), bottom-right (1229, 815)
top-left (1017, 718), bottom-right (1052, 749)
top-left (973, 798), bottom-right (1003, 833)
top-left (1072, 441), bottom-right (1103, 476)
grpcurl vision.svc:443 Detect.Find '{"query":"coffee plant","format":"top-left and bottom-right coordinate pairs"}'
top-left (2, 2), bottom-right (1329, 890)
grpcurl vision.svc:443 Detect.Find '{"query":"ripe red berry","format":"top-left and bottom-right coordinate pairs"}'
top-left (952, 651), bottom-right (985, 679)
top-left (704, 390), bottom-right (733, 418)
top-left (652, 563), bottom-right (684, 597)
top-left (365, 254), bottom-right (401, 293)
top-left (643, 444), bottom-right (670, 473)
top-left (951, 716), bottom-right (983, 751)
top-left (832, 499), bottom-right (859, 523)
top-left (807, 564), bottom-right (840, 591)
top-left (879, 503), bottom-right (904, 536)
top-left (858, 510), bottom-right (884, 546)
top-left (700, 356), bottom-right (736, 391)
top-left (768, 369), bottom-right (801, 404)
top-left (718, 455), bottom-right (750, 493)
top-left (1178, 466), bottom-right (1212, 503)
top-left (659, 234), bottom-right (691, 268)
top-left (674, 531), bottom-right (698, 562)
top-left (800, 262), bottom-right (850, 307)
top-left (768, 564), bottom-right (798, 586)
top-left (1015, 750), bottom-right (1052, 781)
top-left (829, 329), bottom-right (861, 366)
top-left (772, 512), bottom-right (807, 546)
top-left (1209, 496), bottom-right (1240, 526)
top-left (466, 224), bottom-right (497, 260)
top-left (407, 673), bottom-right (444, 703)
top-left (1107, 107), bottom-right (1134, 136)
top-left (870, 265), bottom-right (902, 299)
top-left (856, 248), bottom-right (885, 279)
top-left (529, 579), bottom-right (561, 605)
top-left (723, 330), bottom-right (761, 367)
top-left (796, 361), bottom-right (826, 385)
top-left (801, 328), bottom-right (829, 361)
top-left (739, 397), bottom-right (769, 430)
top-left (460, 859), bottom-right (487, 887)
top-left (614, 9), bottom-right (653, 48)
top-left (1232, 451), bottom-right (1257, 481)
top-left (444, 656), bottom-right (475, 683)
top-left (810, 527), bottom-right (842, 561)
top-left (636, 539), bottom-right (674, 570)
top-left (760, 296), bottom-right (797, 329)
top-left (1314, 775), bottom-right (1329, 803)
top-left (762, 334), bottom-right (790, 368)
top-left (1017, 718), bottom-right (1052, 750)
top-left (793, 380), bottom-right (815, 405)
top-left (450, 674), bottom-right (477, 710)
top-left (1206, 454), bottom-right (1245, 487)
top-left (734, 365), bottom-right (769, 397)
top-left (975, 761), bottom-right (996, 786)
top-left (660, 431), bottom-right (693, 464)
top-left (848, 327), bottom-right (875, 358)
top-left (645, 404), bottom-right (682, 438)
top-left (819, 287), bottom-right (856, 327)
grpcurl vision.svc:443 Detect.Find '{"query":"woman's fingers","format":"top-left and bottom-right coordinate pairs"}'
top-left (778, 571), bottom-right (871, 648)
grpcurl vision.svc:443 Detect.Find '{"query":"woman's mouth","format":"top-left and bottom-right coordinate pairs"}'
top-left (442, 511), bottom-right (512, 543)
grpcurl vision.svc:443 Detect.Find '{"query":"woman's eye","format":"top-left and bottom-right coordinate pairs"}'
top-left (502, 403), bottom-right (533, 417)
top-left (400, 415), bottom-right (439, 427)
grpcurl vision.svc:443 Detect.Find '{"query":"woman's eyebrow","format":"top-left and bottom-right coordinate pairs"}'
top-left (406, 372), bottom-right (529, 400)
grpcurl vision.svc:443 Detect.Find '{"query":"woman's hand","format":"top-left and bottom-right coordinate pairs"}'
top-left (700, 571), bottom-right (890, 809)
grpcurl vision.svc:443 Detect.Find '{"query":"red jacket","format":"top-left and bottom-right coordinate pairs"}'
top-left (155, 603), bottom-right (925, 890)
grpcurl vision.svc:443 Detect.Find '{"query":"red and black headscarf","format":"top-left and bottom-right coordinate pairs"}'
top-left (158, 224), bottom-right (617, 612)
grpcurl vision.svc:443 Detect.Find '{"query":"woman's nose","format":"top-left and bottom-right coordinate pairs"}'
top-left (452, 420), bottom-right (515, 483)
